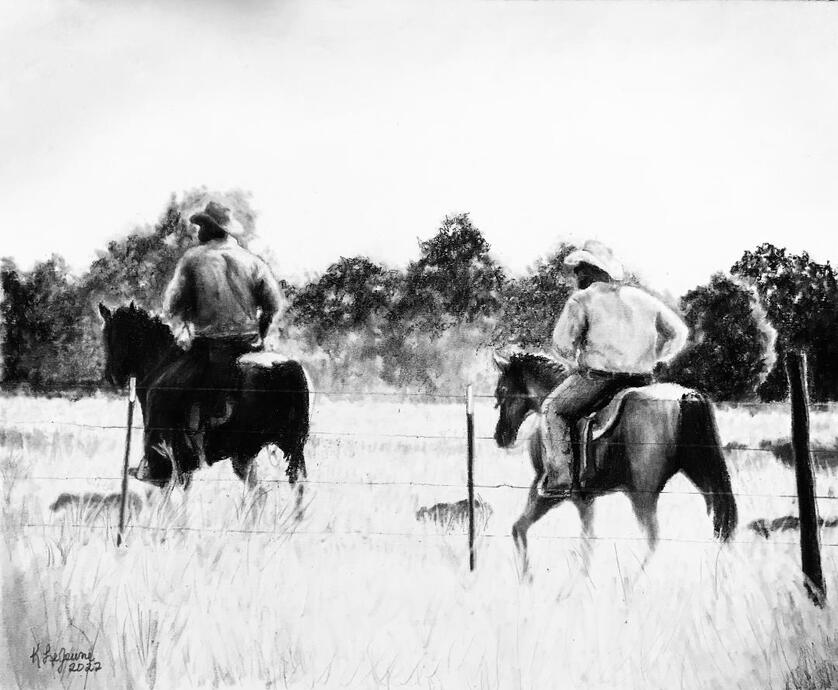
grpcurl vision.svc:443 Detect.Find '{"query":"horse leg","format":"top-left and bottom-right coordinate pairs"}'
top-left (160, 456), bottom-right (181, 509)
top-left (286, 446), bottom-right (307, 522)
top-left (232, 454), bottom-right (268, 525)
top-left (512, 480), bottom-right (559, 582)
top-left (232, 455), bottom-right (258, 489)
top-left (573, 497), bottom-right (596, 577)
top-left (629, 491), bottom-right (660, 572)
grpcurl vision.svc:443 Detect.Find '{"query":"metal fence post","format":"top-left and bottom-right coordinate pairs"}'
top-left (466, 384), bottom-right (475, 571)
top-left (117, 375), bottom-right (137, 547)
top-left (784, 351), bottom-right (826, 606)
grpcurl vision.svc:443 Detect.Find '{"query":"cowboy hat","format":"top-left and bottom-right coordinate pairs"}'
top-left (564, 240), bottom-right (624, 281)
top-left (189, 200), bottom-right (245, 236)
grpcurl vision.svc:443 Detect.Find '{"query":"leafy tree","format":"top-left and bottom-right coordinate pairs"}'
top-left (396, 213), bottom-right (505, 334)
top-left (1, 258), bottom-right (31, 381)
top-left (0, 256), bottom-right (100, 385)
top-left (289, 256), bottom-right (401, 346)
top-left (661, 273), bottom-right (776, 400)
top-left (732, 244), bottom-right (838, 401)
top-left (82, 196), bottom-right (191, 310)
top-left (494, 243), bottom-right (576, 349)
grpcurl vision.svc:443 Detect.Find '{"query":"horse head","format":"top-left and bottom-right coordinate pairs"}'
top-left (492, 351), bottom-right (566, 448)
top-left (98, 301), bottom-right (174, 387)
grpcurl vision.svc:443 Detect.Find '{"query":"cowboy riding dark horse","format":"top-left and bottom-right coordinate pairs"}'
top-left (538, 240), bottom-right (689, 499)
top-left (136, 200), bottom-right (283, 482)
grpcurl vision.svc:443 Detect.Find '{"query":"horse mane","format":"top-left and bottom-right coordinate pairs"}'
top-left (507, 352), bottom-right (564, 387)
top-left (111, 304), bottom-right (175, 350)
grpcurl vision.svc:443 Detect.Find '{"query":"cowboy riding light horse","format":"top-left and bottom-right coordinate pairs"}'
top-left (493, 241), bottom-right (737, 576)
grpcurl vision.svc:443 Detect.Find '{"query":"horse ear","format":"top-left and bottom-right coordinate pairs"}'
top-left (493, 352), bottom-right (510, 370)
top-left (98, 303), bottom-right (111, 322)
top-left (129, 301), bottom-right (136, 311)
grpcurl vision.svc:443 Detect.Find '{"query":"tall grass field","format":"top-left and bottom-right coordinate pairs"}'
top-left (2, 393), bottom-right (838, 689)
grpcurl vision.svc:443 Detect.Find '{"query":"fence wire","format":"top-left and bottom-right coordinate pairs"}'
top-left (17, 474), bottom-right (838, 501)
top-left (2, 418), bottom-right (835, 454)
top-left (2, 391), bottom-right (837, 513)
top-left (11, 521), bottom-right (838, 548)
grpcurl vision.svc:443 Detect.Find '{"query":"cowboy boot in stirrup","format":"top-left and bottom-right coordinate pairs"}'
top-left (569, 423), bottom-right (590, 493)
top-left (537, 418), bottom-right (575, 499)
top-left (574, 421), bottom-right (600, 494)
top-left (578, 450), bottom-right (597, 493)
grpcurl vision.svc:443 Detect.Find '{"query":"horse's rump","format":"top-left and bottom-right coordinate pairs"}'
top-left (580, 383), bottom-right (692, 493)
top-left (588, 384), bottom-right (737, 539)
top-left (212, 354), bottom-right (311, 456)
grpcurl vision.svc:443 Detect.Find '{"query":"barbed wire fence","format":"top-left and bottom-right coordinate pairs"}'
top-left (0, 353), bottom-right (835, 595)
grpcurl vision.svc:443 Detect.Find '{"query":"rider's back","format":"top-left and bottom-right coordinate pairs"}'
top-left (166, 236), bottom-right (279, 338)
top-left (568, 283), bottom-right (685, 374)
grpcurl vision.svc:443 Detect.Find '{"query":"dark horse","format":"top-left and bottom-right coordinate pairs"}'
top-left (492, 353), bottom-right (737, 576)
top-left (99, 303), bottom-right (311, 496)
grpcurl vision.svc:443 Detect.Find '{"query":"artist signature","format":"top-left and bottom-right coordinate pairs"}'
top-left (29, 642), bottom-right (102, 675)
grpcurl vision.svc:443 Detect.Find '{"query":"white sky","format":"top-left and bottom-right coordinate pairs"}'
top-left (1, 0), bottom-right (837, 298)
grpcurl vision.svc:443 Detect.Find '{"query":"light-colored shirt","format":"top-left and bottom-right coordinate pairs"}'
top-left (552, 282), bottom-right (688, 374)
top-left (164, 237), bottom-right (282, 338)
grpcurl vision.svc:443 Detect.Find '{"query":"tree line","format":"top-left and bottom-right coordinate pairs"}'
top-left (1, 189), bottom-right (836, 400)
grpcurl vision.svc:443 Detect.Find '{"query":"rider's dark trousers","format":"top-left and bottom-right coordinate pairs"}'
top-left (143, 334), bottom-right (260, 477)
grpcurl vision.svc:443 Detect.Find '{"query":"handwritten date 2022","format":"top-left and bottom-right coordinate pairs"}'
top-left (29, 642), bottom-right (102, 675)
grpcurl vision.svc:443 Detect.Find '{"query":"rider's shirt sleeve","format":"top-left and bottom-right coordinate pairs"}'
top-left (551, 295), bottom-right (586, 360)
top-left (163, 255), bottom-right (195, 322)
top-left (655, 303), bottom-right (689, 362)
top-left (253, 259), bottom-right (283, 318)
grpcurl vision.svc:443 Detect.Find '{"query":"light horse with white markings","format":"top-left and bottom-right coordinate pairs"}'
top-left (492, 352), bottom-right (737, 577)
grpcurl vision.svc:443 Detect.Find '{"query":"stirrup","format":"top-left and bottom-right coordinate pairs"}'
top-left (206, 400), bottom-right (234, 428)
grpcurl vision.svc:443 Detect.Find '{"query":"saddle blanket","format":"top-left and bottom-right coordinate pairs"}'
top-left (236, 351), bottom-right (290, 368)
top-left (584, 382), bottom-right (690, 441)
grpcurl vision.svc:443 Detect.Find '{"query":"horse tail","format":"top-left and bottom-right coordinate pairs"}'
top-left (303, 367), bottom-right (313, 443)
top-left (286, 361), bottom-right (311, 484)
top-left (676, 392), bottom-right (737, 542)
top-left (289, 361), bottom-right (311, 445)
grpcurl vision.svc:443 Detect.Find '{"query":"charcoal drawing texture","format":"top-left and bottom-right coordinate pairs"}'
top-left (2, 3), bottom-right (838, 689)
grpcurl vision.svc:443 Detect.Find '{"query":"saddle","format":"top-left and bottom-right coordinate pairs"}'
top-left (572, 382), bottom-right (687, 489)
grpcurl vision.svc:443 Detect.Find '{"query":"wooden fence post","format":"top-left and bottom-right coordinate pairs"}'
top-left (117, 375), bottom-right (137, 547)
top-left (466, 384), bottom-right (475, 571)
top-left (784, 351), bottom-right (826, 606)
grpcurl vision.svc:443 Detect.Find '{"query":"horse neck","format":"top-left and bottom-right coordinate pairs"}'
top-left (133, 323), bottom-right (176, 386)
top-left (522, 368), bottom-right (563, 407)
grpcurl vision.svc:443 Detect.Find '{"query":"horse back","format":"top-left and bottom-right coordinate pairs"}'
top-left (215, 355), bottom-right (311, 455)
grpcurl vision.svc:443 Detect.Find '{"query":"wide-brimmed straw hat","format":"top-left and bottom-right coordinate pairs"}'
top-left (189, 201), bottom-right (245, 236)
top-left (564, 240), bottom-right (624, 281)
